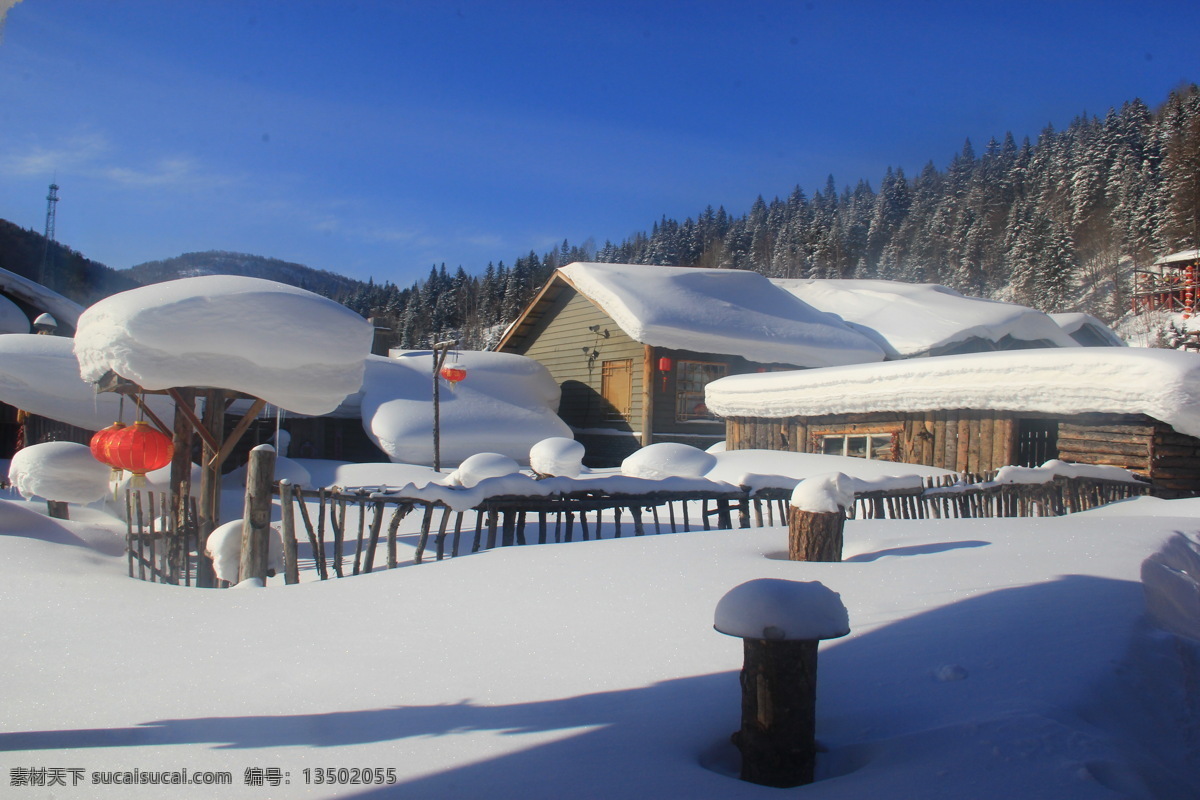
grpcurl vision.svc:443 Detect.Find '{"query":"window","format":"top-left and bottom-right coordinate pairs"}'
top-left (821, 433), bottom-right (895, 460)
top-left (600, 359), bottom-right (633, 421)
top-left (675, 360), bottom-right (727, 422)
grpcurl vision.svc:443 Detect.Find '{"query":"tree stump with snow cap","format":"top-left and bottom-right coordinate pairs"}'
top-left (788, 474), bottom-right (853, 562)
top-left (715, 579), bottom-right (850, 787)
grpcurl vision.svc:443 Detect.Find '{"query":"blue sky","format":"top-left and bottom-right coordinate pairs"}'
top-left (0, 1), bottom-right (1196, 287)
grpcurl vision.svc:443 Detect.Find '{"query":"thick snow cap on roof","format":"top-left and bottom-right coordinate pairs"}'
top-left (362, 350), bottom-right (572, 467)
top-left (1154, 249), bottom-right (1200, 265)
top-left (771, 278), bottom-right (1078, 357)
top-left (0, 334), bottom-right (173, 430)
top-left (559, 263), bottom-right (884, 367)
top-left (706, 348), bottom-right (1200, 439)
top-left (74, 276), bottom-right (373, 415)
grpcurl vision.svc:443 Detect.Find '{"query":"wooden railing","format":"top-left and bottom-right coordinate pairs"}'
top-left (121, 466), bottom-right (1156, 584)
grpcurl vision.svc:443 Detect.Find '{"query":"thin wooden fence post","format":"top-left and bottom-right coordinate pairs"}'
top-left (279, 480), bottom-right (300, 585)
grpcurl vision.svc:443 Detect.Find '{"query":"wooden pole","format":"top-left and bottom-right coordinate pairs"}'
top-left (196, 388), bottom-right (226, 587)
top-left (788, 506), bottom-right (845, 562)
top-left (238, 444), bottom-right (276, 584)
top-left (279, 479), bottom-right (300, 585)
top-left (733, 638), bottom-right (820, 787)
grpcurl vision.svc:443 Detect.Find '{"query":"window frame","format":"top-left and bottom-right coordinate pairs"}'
top-left (673, 359), bottom-right (728, 423)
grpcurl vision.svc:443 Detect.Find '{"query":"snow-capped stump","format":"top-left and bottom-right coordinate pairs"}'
top-left (529, 437), bottom-right (585, 478)
top-left (714, 578), bottom-right (850, 789)
top-left (621, 442), bottom-right (716, 479)
top-left (789, 473), bottom-right (855, 562)
top-left (8, 441), bottom-right (112, 519)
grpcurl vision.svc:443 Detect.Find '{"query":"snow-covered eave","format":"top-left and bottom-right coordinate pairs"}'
top-left (705, 349), bottom-right (1200, 440)
top-left (1153, 249), bottom-right (1200, 265)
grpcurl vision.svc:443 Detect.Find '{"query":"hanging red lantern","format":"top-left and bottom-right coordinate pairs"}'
top-left (104, 421), bottom-right (174, 476)
top-left (89, 422), bottom-right (126, 463)
top-left (657, 356), bottom-right (673, 373)
top-left (440, 365), bottom-right (467, 386)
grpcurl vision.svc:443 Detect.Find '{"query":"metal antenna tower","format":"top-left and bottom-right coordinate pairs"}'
top-left (39, 182), bottom-right (59, 286)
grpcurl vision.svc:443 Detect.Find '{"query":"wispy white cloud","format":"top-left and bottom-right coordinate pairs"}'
top-left (0, 130), bottom-right (239, 192)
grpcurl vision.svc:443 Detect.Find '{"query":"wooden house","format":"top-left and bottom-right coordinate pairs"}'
top-left (496, 263), bottom-right (885, 464)
top-left (707, 348), bottom-right (1200, 497)
top-left (1131, 249), bottom-right (1200, 317)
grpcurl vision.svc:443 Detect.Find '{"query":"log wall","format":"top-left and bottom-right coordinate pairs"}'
top-left (726, 411), bottom-right (1019, 473)
top-left (727, 411), bottom-right (1200, 497)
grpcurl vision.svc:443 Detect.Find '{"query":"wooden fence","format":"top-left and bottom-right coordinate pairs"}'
top-left (122, 468), bottom-right (1155, 584)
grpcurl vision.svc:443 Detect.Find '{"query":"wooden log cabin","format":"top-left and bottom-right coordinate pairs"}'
top-left (707, 348), bottom-right (1200, 497)
top-left (496, 263), bottom-right (886, 465)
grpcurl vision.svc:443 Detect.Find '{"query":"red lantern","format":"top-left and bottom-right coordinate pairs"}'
top-left (440, 365), bottom-right (467, 386)
top-left (657, 357), bottom-right (673, 373)
top-left (89, 422), bottom-right (126, 463)
top-left (104, 421), bottom-right (174, 476)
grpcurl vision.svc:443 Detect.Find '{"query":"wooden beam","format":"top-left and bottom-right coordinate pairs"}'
top-left (166, 388), bottom-right (221, 453)
top-left (213, 397), bottom-right (268, 469)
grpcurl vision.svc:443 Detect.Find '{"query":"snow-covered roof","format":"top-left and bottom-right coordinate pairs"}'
top-left (74, 276), bottom-right (373, 416)
top-left (362, 350), bottom-right (572, 467)
top-left (0, 333), bottom-right (173, 431)
top-left (771, 278), bottom-right (1078, 357)
top-left (0, 266), bottom-right (85, 330)
top-left (1049, 312), bottom-right (1127, 347)
top-left (706, 348), bottom-right (1200, 438)
top-left (1153, 249), bottom-right (1200, 265)
top-left (558, 263), bottom-right (885, 367)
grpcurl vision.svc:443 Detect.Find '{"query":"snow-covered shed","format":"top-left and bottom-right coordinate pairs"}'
top-left (496, 262), bottom-right (885, 464)
top-left (707, 348), bottom-right (1200, 496)
top-left (770, 278), bottom-right (1084, 358)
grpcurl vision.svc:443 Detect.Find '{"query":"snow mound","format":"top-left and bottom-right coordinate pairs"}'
top-left (204, 519), bottom-right (284, 584)
top-left (363, 351), bottom-right (571, 466)
top-left (772, 278), bottom-right (1078, 357)
top-left (1141, 532), bottom-right (1200, 642)
top-left (0, 334), bottom-right (174, 431)
top-left (707, 348), bottom-right (1200, 439)
top-left (530, 437), bottom-right (585, 477)
top-left (714, 579), bottom-right (850, 641)
top-left (9, 442), bottom-right (111, 504)
top-left (445, 453), bottom-right (522, 488)
top-left (622, 442), bottom-right (717, 479)
top-left (562, 263), bottom-right (885, 367)
top-left (74, 276), bottom-right (373, 415)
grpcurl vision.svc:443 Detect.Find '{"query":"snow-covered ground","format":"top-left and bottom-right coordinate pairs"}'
top-left (2, 458), bottom-right (1198, 799)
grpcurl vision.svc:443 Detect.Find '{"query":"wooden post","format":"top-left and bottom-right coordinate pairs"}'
top-left (196, 388), bottom-right (226, 588)
top-left (788, 505), bottom-right (845, 562)
top-left (46, 500), bottom-right (69, 519)
top-left (733, 638), bottom-right (820, 787)
top-left (238, 444), bottom-right (276, 584)
top-left (168, 387), bottom-right (196, 583)
top-left (279, 479), bottom-right (300, 585)
top-left (715, 579), bottom-right (849, 789)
